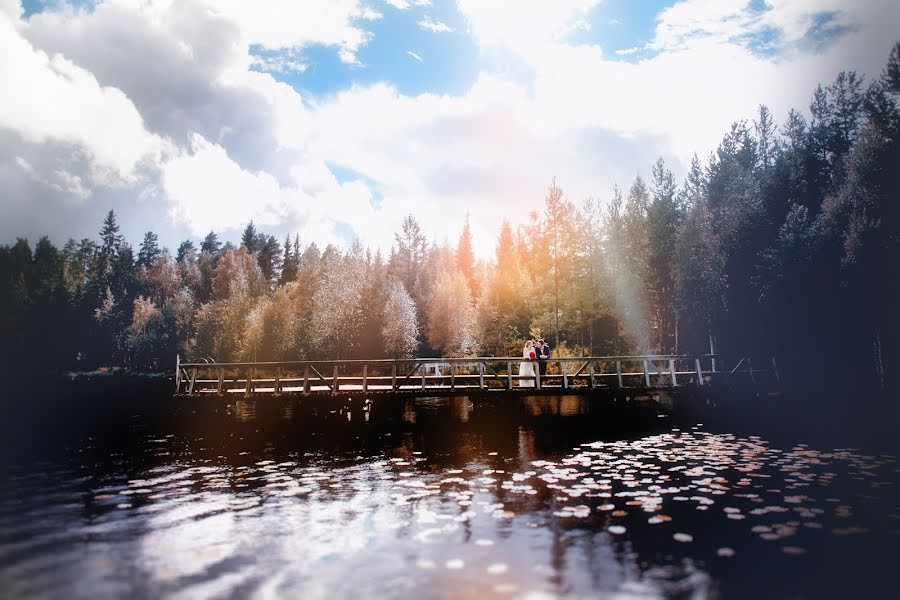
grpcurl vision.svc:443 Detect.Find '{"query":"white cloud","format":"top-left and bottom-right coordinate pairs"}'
top-left (456, 0), bottom-right (601, 58)
top-left (418, 16), bottom-right (453, 33)
top-left (383, 0), bottom-right (430, 10)
top-left (0, 11), bottom-right (166, 183)
top-left (4, 0), bottom-right (899, 261)
top-left (208, 0), bottom-right (379, 64)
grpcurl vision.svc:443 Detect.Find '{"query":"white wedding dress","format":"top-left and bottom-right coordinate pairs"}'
top-left (519, 344), bottom-right (535, 388)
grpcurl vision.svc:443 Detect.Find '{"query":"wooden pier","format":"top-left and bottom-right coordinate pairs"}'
top-left (175, 354), bottom-right (777, 398)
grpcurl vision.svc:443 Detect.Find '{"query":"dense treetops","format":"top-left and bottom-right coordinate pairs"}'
top-left (1, 42), bottom-right (898, 391)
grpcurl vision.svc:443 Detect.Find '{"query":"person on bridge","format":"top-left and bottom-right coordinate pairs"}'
top-left (519, 341), bottom-right (536, 387)
top-left (537, 339), bottom-right (551, 376)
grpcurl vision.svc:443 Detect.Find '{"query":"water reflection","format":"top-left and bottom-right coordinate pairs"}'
top-left (0, 396), bottom-right (897, 598)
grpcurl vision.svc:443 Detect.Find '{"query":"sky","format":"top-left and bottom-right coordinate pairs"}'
top-left (1, 0), bottom-right (897, 257)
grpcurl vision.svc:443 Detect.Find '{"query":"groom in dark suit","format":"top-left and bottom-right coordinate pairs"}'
top-left (537, 339), bottom-right (550, 376)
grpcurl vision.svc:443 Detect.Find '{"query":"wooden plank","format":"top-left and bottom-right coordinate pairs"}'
top-left (187, 368), bottom-right (197, 395)
top-left (669, 359), bottom-right (677, 386)
top-left (616, 361), bottom-right (623, 387)
top-left (730, 357), bottom-right (745, 375)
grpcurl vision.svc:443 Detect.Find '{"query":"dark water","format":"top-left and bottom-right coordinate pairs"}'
top-left (1, 394), bottom-right (898, 599)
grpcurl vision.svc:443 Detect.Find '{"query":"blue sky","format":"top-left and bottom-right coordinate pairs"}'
top-left (2, 0), bottom-right (896, 254)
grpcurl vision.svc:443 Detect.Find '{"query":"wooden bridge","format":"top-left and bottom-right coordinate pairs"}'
top-left (175, 354), bottom-right (778, 398)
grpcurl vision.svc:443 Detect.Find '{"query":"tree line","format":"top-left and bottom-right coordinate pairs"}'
top-left (2, 43), bottom-right (898, 392)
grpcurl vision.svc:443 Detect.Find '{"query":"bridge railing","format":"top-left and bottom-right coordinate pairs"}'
top-left (174, 354), bottom-right (778, 396)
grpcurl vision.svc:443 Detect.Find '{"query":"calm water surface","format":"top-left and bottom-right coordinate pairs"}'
top-left (0, 396), bottom-right (897, 599)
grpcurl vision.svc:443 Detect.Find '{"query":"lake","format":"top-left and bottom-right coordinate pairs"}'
top-left (0, 394), bottom-right (897, 599)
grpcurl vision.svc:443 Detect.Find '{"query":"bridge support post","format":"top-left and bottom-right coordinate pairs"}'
top-left (217, 368), bottom-right (224, 395)
top-left (695, 358), bottom-right (703, 385)
top-left (175, 354), bottom-right (181, 393)
top-left (391, 363), bottom-right (397, 391)
top-left (274, 366), bottom-right (281, 396)
top-left (245, 369), bottom-right (252, 395)
top-left (507, 362), bottom-right (512, 389)
top-left (669, 359), bottom-right (677, 386)
top-left (478, 362), bottom-right (484, 390)
top-left (616, 361), bottom-right (623, 387)
top-left (332, 365), bottom-right (339, 395)
top-left (562, 362), bottom-right (568, 389)
top-left (643, 360), bottom-right (651, 387)
top-left (450, 363), bottom-right (455, 390)
top-left (589, 363), bottom-right (595, 389)
top-left (535, 361), bottom-right (541, 390)
top-left (303, 366), bottom-right (310, 393)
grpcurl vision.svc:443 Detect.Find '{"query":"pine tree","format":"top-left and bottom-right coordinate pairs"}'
top-left (200, 231), bottom-right (222, 257)
top-left (137, 231), bottom-right (161, 268)
top-left (241, 221), bottom-right (258, 253)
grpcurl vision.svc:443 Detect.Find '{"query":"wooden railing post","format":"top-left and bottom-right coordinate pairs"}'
top-left (747, 357), bottom-right (755, 383)
top-left (616, 361), bottom-right (623, 387)
top-left (562, 361), bottom-right (568, 389)
top-left (535, 360), bottom-right (541, 390)
top-left (507, 361), bottom-right (512, 389)
top-left (188, 368), bottom-right (197, 395)
top-left (245, 368), bottom-right (252, 395)
top-left (643, 360), bottom-right (651, 387)
top-left (303, 365), bottom-right (310, 393)
top-left (274, 366), bottom-right (281, 395)
top-left (391, 362), bottom-right (397, 391)
top-left (478, 362), bottom-right (484, 390)
top-left (217, 367), bottom-right (224, 395)
top-left (770, 356), bottom-right (780, 384)
top-left (589, 363), bottom-right (595, 389)
top-left (450, 363), bottom-right (455, 390)
top-left (421, 364), bottom-right (426, 390)
top-left (669, 359), bottom-right (677, 386)
top-left (175, 354), bottom-right (182, 393)
top-left (695, 358), bottom-right (703, 386)
top-left (332, 365), bottom-right (339, 395)
top-left (362, 364), bottom-right (368, 393)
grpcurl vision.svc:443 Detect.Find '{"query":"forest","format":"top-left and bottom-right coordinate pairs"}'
top-left (2, 43), bottom-right (898, 394)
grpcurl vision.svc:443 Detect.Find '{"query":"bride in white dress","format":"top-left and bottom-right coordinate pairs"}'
top-left (519, 340), bottom-right (536, 387)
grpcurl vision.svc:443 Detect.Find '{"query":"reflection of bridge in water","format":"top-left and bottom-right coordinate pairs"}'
top-left (175, 354), bottom-right (778, 403)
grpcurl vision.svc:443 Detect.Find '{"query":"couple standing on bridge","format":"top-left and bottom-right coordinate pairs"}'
top-left (519, 339), bottom-right (550, 387)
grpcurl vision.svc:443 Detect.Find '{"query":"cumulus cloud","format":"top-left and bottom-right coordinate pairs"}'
top-left (383, 0), bottom-right (431, 10)
top-left (3, 0), bottom-right (899, 260)
top-left (418, 16), bottom-right (453, 33)
top-left (0, 11), bottom-right (166, 183)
